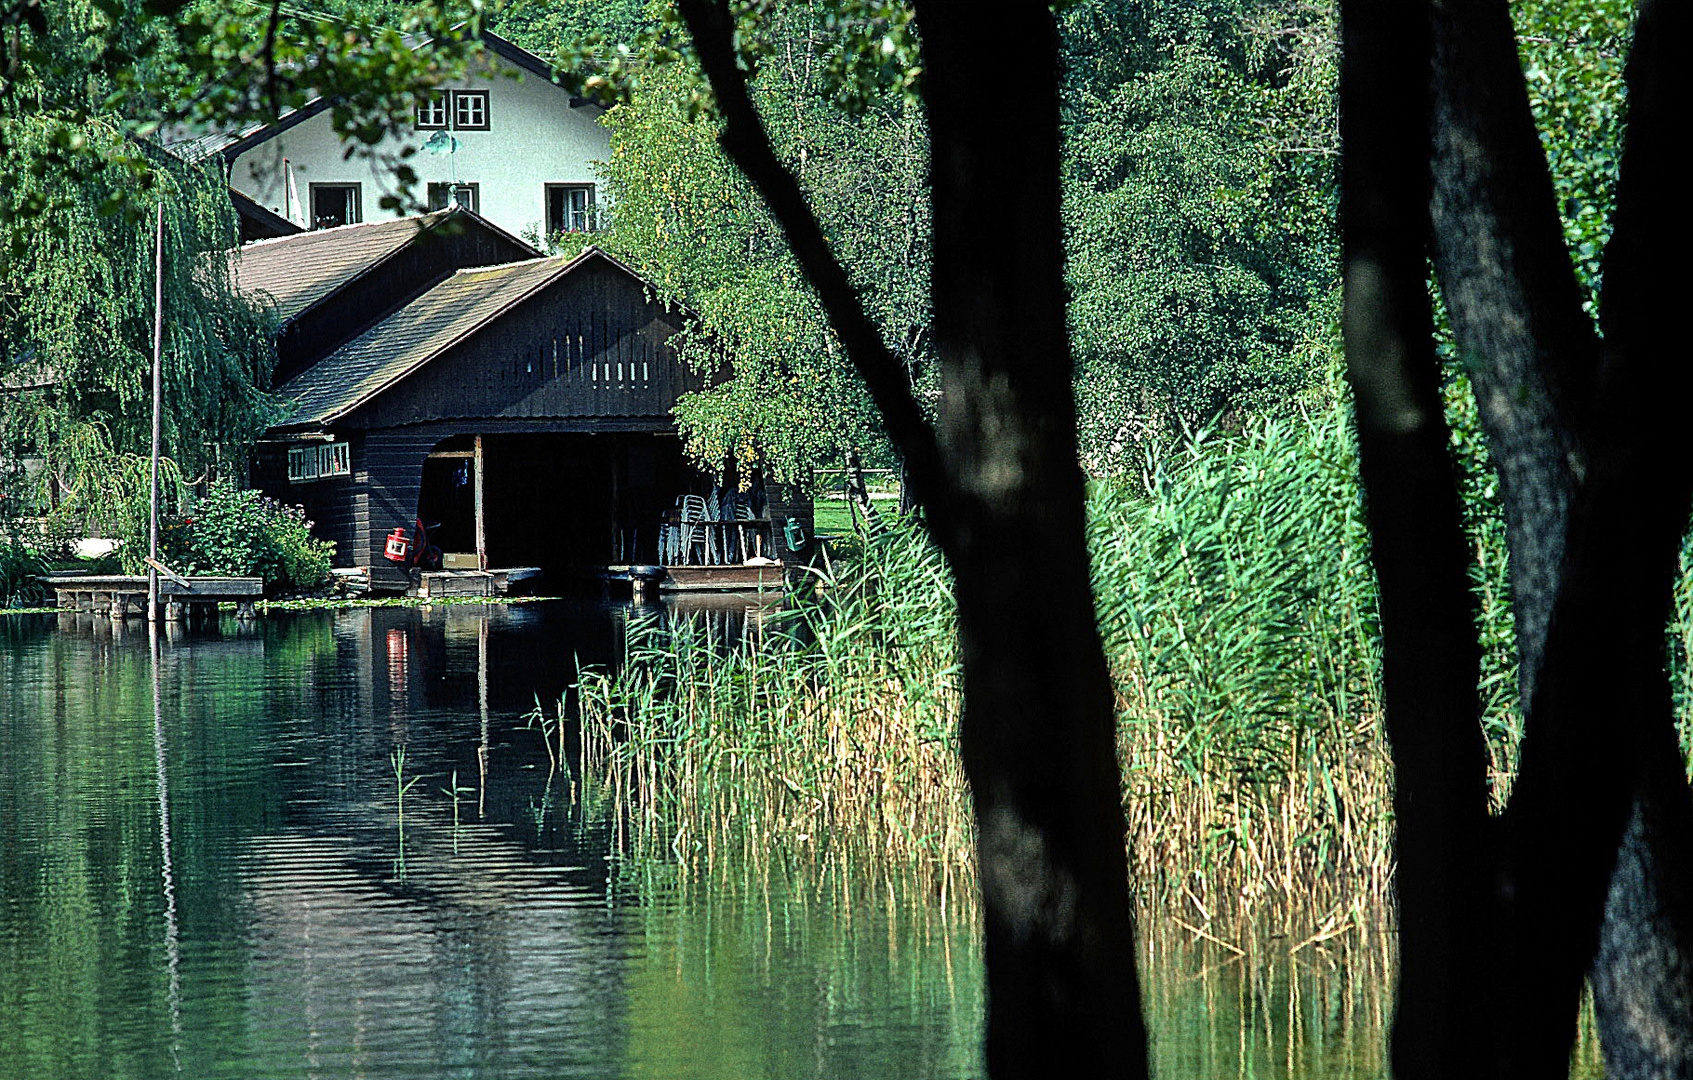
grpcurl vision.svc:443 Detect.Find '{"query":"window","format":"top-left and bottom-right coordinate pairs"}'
top-left (427, 182), bottom-right (480, 214)
top-left (415, 94), bottom-right (448, 130)
top-left (452, 90), bottom-right (489, 131)
top-left (288, 441), bottom-right (350, 482)
top-left (545, 183), bottom-right (596, 235)
top-left (309, 183), bottom-right (361, 229)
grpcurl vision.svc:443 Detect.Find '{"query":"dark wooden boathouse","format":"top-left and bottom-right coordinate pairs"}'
top-left (236, 207), bottom-right (539, 383)
top-left (252, 245), bottom-right (812, 590)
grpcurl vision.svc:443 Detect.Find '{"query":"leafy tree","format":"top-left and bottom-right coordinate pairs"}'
top-left (578, 7), bottom-right (930, 484)
top-left (1060, 0), bottom-right (1338, 469)
top-left (0, 114), bottom-right (274, 537)
top-left (1515, 0), bottom-right (1632, 314)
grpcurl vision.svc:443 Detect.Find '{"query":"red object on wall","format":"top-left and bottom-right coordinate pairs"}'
top-left (383, 527), bottom-right (412, 562)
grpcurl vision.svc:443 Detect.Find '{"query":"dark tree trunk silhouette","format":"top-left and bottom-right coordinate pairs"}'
top-left (1345, 0), bottom-right (1693, 1074)
top-left (683, 0), bottom-right (1692, 1073)
top-left (1338, 3), bottom-right (1493, 1073)
top-left (674, 1), bottom-right (1147, 1076)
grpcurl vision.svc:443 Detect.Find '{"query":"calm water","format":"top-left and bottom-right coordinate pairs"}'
top-left (1, 600), bottom-right (1389, 1079)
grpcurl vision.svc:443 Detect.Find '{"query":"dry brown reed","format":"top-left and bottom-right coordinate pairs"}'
top-left (571, 400), bottom-right (1693, 945)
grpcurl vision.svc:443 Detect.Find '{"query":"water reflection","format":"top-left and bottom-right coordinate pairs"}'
top-left (1, 599), bottom-right (983, 1080)
top-left (1, 597), bottom-right (1431, 1079)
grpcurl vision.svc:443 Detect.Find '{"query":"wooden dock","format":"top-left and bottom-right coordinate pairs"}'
top-left (658, 563), bottom-right (786, 593)
top-left (48, 574), bottom-right (264, 620)
top-left (410, 566), bottom-right (542, 599)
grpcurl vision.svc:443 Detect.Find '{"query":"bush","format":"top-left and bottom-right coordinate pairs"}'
top-left (0, 535), bottom-right (49, 608)
top-left (158, 481), bottom-right (333, 593)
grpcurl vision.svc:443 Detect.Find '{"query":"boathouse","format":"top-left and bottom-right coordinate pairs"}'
top-left (235, 206), bottom-right (539, 382)
top-left (250, 240), bottom-right (812, 590)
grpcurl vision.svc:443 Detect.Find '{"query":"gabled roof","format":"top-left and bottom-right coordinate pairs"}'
top-left (272, 251), bottom-right (597, 429)
top-left (158, 30), bottom-right (597, 165)
top-left (231, 187), bottom-right (303, 240)
top-left (235, 207), bottom-right (539, 325)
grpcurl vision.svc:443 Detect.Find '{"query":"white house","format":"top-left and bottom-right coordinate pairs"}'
top-left (167, 32), bottom-right (609, 243)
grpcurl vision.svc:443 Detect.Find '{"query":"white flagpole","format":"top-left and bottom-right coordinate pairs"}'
top-left (149, 201), bottom-right (163, 623)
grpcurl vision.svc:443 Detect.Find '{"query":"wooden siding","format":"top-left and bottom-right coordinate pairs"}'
top-left (343, 260), bottom-right (702, 431)
top-left (253, 436), bottom-right (363, 567)
top-left (273, 222), bottom-right (536, 386)
top-left (357, 428), bottom-right (446, 566)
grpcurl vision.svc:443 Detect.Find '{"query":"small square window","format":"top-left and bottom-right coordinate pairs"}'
top-left (415, 94), bottom-right (448, 130)
top-left (545, 183), bottom-right (596, 235)
top-left (308, 183), bottom-right (361, 229)
top-left (427, 182), bottom-right (480, 214)
top-left (452, 90), bottom-right (489, 131)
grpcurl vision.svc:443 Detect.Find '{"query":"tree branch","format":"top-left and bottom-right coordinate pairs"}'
top-left (673, 0), bottom-right (948, 529)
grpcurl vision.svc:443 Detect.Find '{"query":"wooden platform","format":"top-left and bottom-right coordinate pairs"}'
top-left (409, 566), bottom-right (542, 599)
top-left (330, 565), bottom-right (540, 597)
top-left (49, 574), bottom-right (264, 620)
top-left (658, 563), bottom-right (786, 593)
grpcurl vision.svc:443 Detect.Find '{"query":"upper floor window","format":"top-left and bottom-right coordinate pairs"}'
top-left (309, 183), bottom-right (361, 229)
top-left (416, 94), bottom-right (448, 130)
top-left (545, 183), bottom-right (596, 235)
top-left (453, 90), bottom-right (490, 131)
top-left (415, 89), bottom-right (491, 132)
top-left (428, 182), bottom-right (480, 214)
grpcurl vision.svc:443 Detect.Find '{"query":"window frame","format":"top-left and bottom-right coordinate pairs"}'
top-left (307, 183), bottom-right (362, 229)
top-left (427, 181), bottom-right (481, 214)
top-left (544, 183), bottom-right (597, 235)
top-left (415, 94), bottom-right (448, 130)
top-left (451, 90), bottom-right (490, 131)
top-left (287, 441), bottom-right (351, 483)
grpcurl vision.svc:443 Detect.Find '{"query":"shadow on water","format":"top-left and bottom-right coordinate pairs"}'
top-left (0, 596), bottom-right (1454, 1079)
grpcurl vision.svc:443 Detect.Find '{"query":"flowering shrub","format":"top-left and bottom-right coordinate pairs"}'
top-left (159, 482), bottom-right (333, 592)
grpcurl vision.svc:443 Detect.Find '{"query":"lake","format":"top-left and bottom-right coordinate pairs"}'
top-left (1, 601), bottom-right (1393, 1078)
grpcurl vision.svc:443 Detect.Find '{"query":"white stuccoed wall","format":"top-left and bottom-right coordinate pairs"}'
top-left (230, 51), bottom-right (609, 241)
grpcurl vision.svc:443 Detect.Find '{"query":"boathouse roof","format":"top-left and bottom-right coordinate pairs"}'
top-left (273, 247), bottom-right (659, 429)
top-left (236, 208), bottom-right (536, 325)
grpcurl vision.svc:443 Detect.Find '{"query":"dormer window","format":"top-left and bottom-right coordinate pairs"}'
top-left (453, 90), bottom-right (490, 131)
top-left (416, 94), bottom-right (448, 130)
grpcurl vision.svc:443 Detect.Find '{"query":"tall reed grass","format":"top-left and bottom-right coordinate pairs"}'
top-left (1091, 402), bottom-right (1395, 929)
top-left (576, 530), bottom-right (975, 916)
top-left (571, 392), bottom-right (1693, 937)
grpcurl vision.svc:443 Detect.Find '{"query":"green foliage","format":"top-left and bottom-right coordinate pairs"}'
top-left (1061, 0), bottom-right (1339, 468)
top-left (1, 115), bottom-right (275, 521)
top-left (489, 0), bottom-right (653, 60)
top-left (159, 481), bottom-right (333, 591)
top-left (1514, 0), bottom-right (1633, 317)
top-left (585, 7), bottom-right (929, 483)
top-left (28, 420), bottom-right (184, 569)
top-left (0, 534), bottom-right (49, 607)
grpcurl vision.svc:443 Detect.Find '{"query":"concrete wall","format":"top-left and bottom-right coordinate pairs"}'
top-left (230, 51), bottom-right (609, 241)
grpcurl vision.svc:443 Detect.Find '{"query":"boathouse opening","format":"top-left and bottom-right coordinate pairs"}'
top-left (415, 431), bottom-right (703, 579)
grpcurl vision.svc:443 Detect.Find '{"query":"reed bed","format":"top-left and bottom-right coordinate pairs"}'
top-left (576, 528), bottom-right (976, 911)
top-left (1093, 403), bottom-right (1397, 930)
top-left (570, 396), bottom-right (1693, 937)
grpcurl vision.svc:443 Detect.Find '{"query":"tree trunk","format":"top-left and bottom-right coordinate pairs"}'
top-left (917, 4), bottom-right (1146, 1075)
top-left (1347, 0), bottom-right (1693, 1072)
top-left (1338, 3), bottom-right (1494, 1073)
top-left (675, 2), bottom-right (1148, 1074)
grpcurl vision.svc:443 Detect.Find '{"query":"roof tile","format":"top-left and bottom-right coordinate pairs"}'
top-left (234, 212), bottom-right (465, 323)
top-left (274, 255), bottom-right (579, 427)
